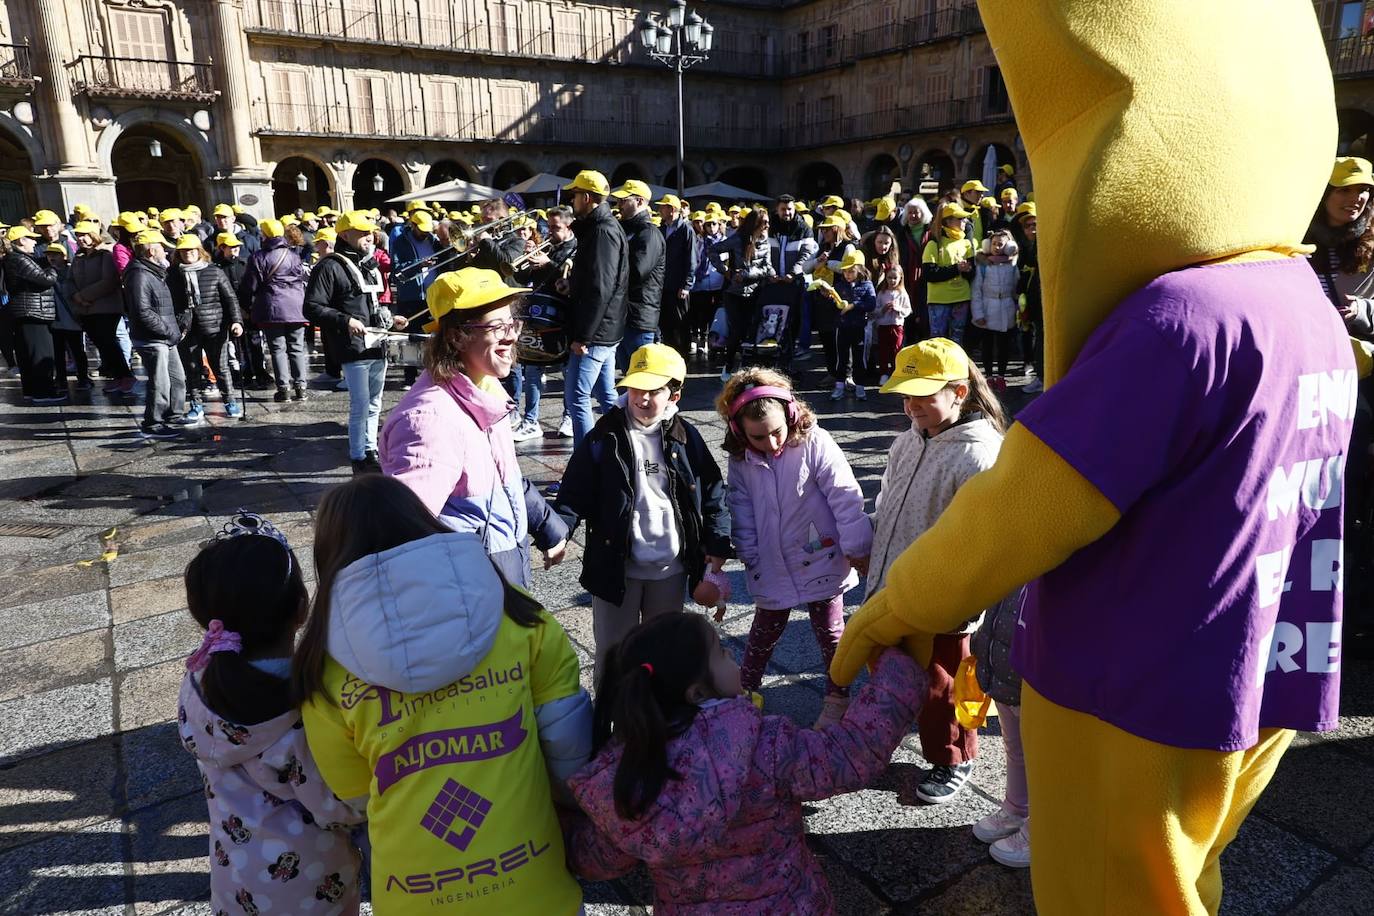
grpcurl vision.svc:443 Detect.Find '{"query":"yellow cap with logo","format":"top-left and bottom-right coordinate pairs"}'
top-left (32, 209), bottom-right (60, 226)
top-left (654, 193), bottom-right (683, 209)
top-left (73, 220), bottom-right (101, 236)
top-left (880, 338), bottom-right (971, 397)
top-left (314, 227), bottom-right (337, 244)
top-left (6, 225), bottom-right (38, 242)
top-left (961, 179), bottom-right (989, 194)
top-left (409, 210), bottom-right (435, 233)
top-left (838, 249), bottom-right (866, 272)
top-left (174, 234), bottom-right (204, 251)
top-left (1015, 201), bottom-right (1037, 219)
top-left (617, 343), bottom-right (687, 390)
top-left (1330, 156), bottom-right (1374, 189)
top-left (563, 170), bottom-right (610, 196)
top-left (214, 231), bottom-right (242, 248)
top-left (612, 179), bottom-right (652, 200)
top-left (424, 266), bottom-right (529, 333)
top-left (938, 202), bottom-right (974, 220)
top-left (115, 211), bottom-right (147, 233)
top-left (819, 194), bottom-right (844, 209)
top-left (212, 203), bottom-right (235, 218)
top-left (336, 210), bottom-right (377, 233)
top-left (690, 210), bottom-right (706, 221)
top-left (134, 228), bottom-right (170, 247)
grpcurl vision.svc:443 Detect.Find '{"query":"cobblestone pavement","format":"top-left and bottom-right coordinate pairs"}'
top-left (1, 349), bottom-right (1372, 915)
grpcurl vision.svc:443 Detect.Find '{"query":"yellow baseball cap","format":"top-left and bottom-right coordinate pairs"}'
top-left (409, 210), bottom-right (435, 233)
top-left (690, 210), bottom-right (706, 221)
top-left (999, 187), bottom-right (1018, 200)
top-left (314, 227), bottom-right (337, 244)
top-left (134, 228), bottom-right (170, 247)
top-left (214, 232), bottom-right (242, 248)
top-left (5, 225), bottom-right (38, 242)
top-left (45, 243), bottom-right (68, 256)
top-left (1000, 164), bottom-right (1015, 176)
top-left (404, 200), bottom-right (431, 213)
top-left (281, 215), bottom-right (300, 227)
top-left (819, 214), bottom-right (847, 229)
top-left (317, 205), bottom-right (335, 217)
top-left (73, 220), bottom-right (101, 236)
top-left (794, 200), bottom-right (810, 212)
top-left (174, 234), bottom-right (204, 251)
top-left (184, 204), bottom-right (202, 217)
top-left (618, 343), bottom-right (686, 390)
top-left (961, 179), bottom-right (990, 194)
top-left (1330, 157), bottom-right (1374, 188)
top-left (212, 203), bottom-right (235, 218)
top-left (838, 249), bottom-right (866, 272)
top-left (72, 204), bottom-right (94, 219)
top-left (115, 211), bottom-right (147, 232)
top-left (32, 209), bottom-right (60, 226)
top-left (980, 196), bottom-right (998, 209)
top-left (1015, 202), bottom-right (1038, 219)
top-left (335, 210), bottom-right (378, 233)
top-left (819, 195), bottom-right (845, 209)
top-left (146, 207), bottom-right (160, 217)
top-left (654, 193), bottom-right (683, 209)
top-left (231, 204), bottom-right (247, 215)
top-left (880, 338), bottom-right (972, 397)
top-left (423, 267), bottom-right (529, 333)
top-left (938, 202), bottom-right (974, 220)
top-left (727, 205), bottom-right (742, 215)
top-left (259, 218), bottom-right (284, 239)
top-left (563, 169), bottom-right (610, 196)
top-left (158, 207), bottom-right (184, 223)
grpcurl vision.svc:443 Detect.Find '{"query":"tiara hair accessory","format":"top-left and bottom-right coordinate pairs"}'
top-left (215, 510), bottom-right (293, 575)
top-left (185, 619), bottom-right (243, 672)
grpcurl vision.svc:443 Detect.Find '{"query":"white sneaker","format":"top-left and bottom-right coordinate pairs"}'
top-left (509, 413), bottom-right (523, 430)
top-left (557, 414), bottom-right (573, 438)
top-left (830, 382), bottom-right (845, 401)
top-left (1024, 377), bottom-right (1043, 393)
top-left (855, 385), bottom-right (867, 400)
top-left (511, 419), bottom-right (542, 442)
top-left (973, 808), bottom-right (1025, 844)
top-left (990, 821), bottom-right (1031, 868)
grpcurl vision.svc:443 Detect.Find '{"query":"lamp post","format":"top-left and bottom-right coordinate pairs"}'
top-left (639, 0), bottom-right (712, 197)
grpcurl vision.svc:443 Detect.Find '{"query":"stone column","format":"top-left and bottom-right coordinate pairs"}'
top-left (210, 0), bottom-right (273, 216)
top-left (31, 0), bottom-right (94, 172)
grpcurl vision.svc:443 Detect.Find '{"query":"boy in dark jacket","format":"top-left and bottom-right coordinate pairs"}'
top-left (169, 235), bottom-right (244, 420)
top-left (554, 343), bottom-right (732, 681)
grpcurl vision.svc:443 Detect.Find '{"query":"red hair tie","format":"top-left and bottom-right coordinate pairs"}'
top-left (640, 663), bottom-right (654, 676)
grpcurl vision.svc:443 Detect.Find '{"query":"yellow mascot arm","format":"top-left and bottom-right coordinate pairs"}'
top-left (831, 423), bottom-right (1120, 685)
top-left (1352, 337), bottom-right (1374, 379)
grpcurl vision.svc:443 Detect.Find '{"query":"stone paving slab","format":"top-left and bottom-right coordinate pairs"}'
top-left (0, 357), bottom-right (1371, 914)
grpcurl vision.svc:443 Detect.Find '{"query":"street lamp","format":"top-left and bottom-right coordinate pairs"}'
top-left (295, 172), bottom-right (308, 192)
top-left (639, 1), bottom-right (712, 197)
top-left (148, 139), bottom-right (162, 158)
top-left (372, 172), bottom-right (385, 193)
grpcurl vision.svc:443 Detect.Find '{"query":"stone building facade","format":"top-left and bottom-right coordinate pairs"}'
top-left (0, 1), bottom-right (1352, 222)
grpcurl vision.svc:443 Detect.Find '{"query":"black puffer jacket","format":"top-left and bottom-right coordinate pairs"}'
top-left (303, 240), bottom-right (387, 364)
top-left (123, 258), bottom-right (179, 345)
top-left (553, 406), bottom-right (733, 605)
top-left (169, 261), bottom-right (242, 337)
top-left (621, 210), bottom-right (666, 333)
top-left (2, 250), bottom-right (57, 321)
top-left (567, 201), bottom-right (629, 346)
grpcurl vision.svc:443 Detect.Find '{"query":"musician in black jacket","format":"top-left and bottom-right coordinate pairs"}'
top-left (611, 180), bottom-right (666, 371)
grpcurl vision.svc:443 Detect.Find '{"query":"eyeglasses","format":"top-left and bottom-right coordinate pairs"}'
top-left (462, 318), bottom-right (524, 337)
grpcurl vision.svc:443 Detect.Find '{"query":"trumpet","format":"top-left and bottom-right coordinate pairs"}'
top-left (510, 239), bottom-right (553, 273)
top-left (393, 212), bottom-right (526, 283)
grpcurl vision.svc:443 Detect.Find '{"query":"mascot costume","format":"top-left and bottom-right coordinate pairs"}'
top-left (832, 2), bottom-right (1361, 913)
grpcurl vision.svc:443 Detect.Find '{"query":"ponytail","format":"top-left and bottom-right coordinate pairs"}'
top-left (961, 363), bottom-right (1008, 434)
top-left (592, 613), bottom-right (716, 819)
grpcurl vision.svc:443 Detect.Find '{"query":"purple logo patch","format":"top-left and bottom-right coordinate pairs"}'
top-left (421, 779), bottom-right (492, 851)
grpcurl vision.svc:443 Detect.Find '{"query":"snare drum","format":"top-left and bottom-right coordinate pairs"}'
top-left (517, 291), bottom-right (570, 366)
top-left (382, 334), bottom-right (428, 368)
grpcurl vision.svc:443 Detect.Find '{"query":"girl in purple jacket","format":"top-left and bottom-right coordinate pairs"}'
top-left (714, 368), bottom-right (874, 728)
top-left (568, 612), bottom-right (923, 915)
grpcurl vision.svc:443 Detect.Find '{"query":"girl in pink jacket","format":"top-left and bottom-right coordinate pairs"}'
top-left (714, 368), bottom-right (874, 727)
top-left (568, 612), bottom-right (923, 915)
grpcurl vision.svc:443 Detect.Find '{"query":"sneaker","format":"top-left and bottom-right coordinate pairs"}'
top-left (544, 481), bottom-right (561, 498)
top-left (1024, 377), bottom-right (1043, 393)
top-left (291, 383), bottom-right (307, 402)
top-left (139, 422), bottom-right (179, 440)
top-left (75, 378), bottom-right (94, 391)
top-left (509, 413), bottom-right (524, 430)
top-left (813, 695), bottom-right (850, 729)
top-left (830, 381), bottom-right (845, 401)
top-left (973, 808), bottom-right (1026, 844)
top-left (351, 458), bottom-right (375, 476)
top-left (250, 375), bottom-right (275, 390)
top-left (512, 419), bottom-right (542, 442)
top-left (201, 388), bottom-right (220, 402)
top-left (172, 411), bottom-right (205, 427)
top-left (364, 450), bottom-right (382, 472)
top-left (225, 401), bottom-right (243, 419)
top-left (915, 761), bottom-right (974, 805)
top-left (183, 403), bottom-right (205, 423)
top-left (557, 415), bottom-right (573, 438)
top-left (32, 392), bottom-right (69, 405)
top-left (989, 821), bottom-right (1031, 868)
top-left (335, 376), bottom-right (349, 391)
top-left (116, 376), bottom-right (137, 395)
top-left (855, 384), bottom-right (867, 401)
top-left (274, 387), bottom-right (289, 403)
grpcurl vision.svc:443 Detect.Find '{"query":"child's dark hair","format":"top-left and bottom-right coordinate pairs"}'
top-left (667, 378), bottom-right (683, 395)
top-left (185, 534), bottom-right (307, 724)
top-left (592, 612), bottom-right (717, 819)
top-left (714, 367), bottom-right (817, 460)
top-left (292, 474), bottom-right (544, 704)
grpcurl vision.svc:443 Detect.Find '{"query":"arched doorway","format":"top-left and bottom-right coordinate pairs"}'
top-left (556, 161), bottom-right (592, 179)
top-left (660, 163), bottom-right (698, 190)
top-left (914, 149), bottom-right (955, 194)
top-left (0, 128), bottom-right (37, 225)
top-left (271, 157), bottom-right (331, 214)
top-left (717, 166), bottom-right (768, 196)
top-left (113, 125), bottom-right (204, 211)
top-left (352, 158), bottom-right (404, 211)
top-left (493, 160), bottom-right (533, 189)
top-left (796, 161), bottom-right (843, 201)
top-left (1338, 108), bottom-right (1374, 157)
top-left (971, 142), bottom-right (1016, 184)
top-left (426, 159), bottom-right (471, 186)
top-left (865, 154), bottom-right (900, 197)
top-left (611, 162), bottom-right (646, 187)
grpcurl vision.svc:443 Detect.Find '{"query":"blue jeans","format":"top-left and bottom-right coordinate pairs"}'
top-left (115, 316), bottom-right (133, 364)
top-left (616, 329), bottom-right (658, 372)
top-left (505, 361), bottom-right (544, 425)
top-left (927, 301), bottom-right (970, 344)
top-left (564, 343), bottom-right (616, 447)
top-left (343, 358), bottom-right (386, 460)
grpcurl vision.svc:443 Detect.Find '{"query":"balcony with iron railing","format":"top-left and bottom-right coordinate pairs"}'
top-left (0, 43), bottom-right (35, 90)
top-left (70, 55), bottom-right (215, 102)
top-left (787, 96), bottom-right (1012, 149)
top-left (849, 4), bottom-right (983, 59)
top-left (1328, 35), bottom-right (1374, 79)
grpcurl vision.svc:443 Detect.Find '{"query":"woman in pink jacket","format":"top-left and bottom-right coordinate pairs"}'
top-left (568, 612), bottom-right (923, 915)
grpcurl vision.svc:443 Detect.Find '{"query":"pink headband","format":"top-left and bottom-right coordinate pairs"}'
top-left (185, 619), bottom-right (243, 672)
top-left (728, 384), bottom-right (793, 417)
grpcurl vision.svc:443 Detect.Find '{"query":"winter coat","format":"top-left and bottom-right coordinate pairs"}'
top-left (2, 250), bottom-right (57, 321)
top-left (379, 369), bottom-right (568, 589)
top-left (832, 275), bottom-right (876, 330)
top-left (123, 257), bottom-right (179, 345)
top-left (303, 242), bottom-right (388, 364)
top-left (69, 248), bottom-right (124, 317)
top-left (768, 217), bottom-right (815, 280)
top-left (710, 233), bottom-right (776, 298)
top-left (622, 210), bottom-right (666, 333)
top-left (388, 227), bottom-right (440, 304)
top-left (693, 231), bottom-right (727, 292)
top-left (971, 255), bottom-right (1021, 333)
top-left (112, 241), bottom-right (134, 275)
top-left (661, 215), bottom-right (698, 298)
top-left (51, 266), bottom-right (81, 333)
top-left (555, 405), bottom-right (732, 605)
top-left (971, 588), bottom-right (1027, 706)
top-left (567, 201), bottom-right (629, 346)
top-left (468, 231), bottom-right (526, 283)
top-left (240, 236), bottom-right (309, 327)
top-left (213, 253), bottom-right (248, 304)
top-left (177, 670), bottom-right (364, 914)
top-left (728, 426), bottom-right (873, 609)
top-left (922, 233), bottom-right (975, 305)
top-left (567, 649), bottom-right (925, 916)
top-left (169, 261), bottom-right (242, 337)
top-left (867, 414), bottom-right (1003, 633)
top-left (875, 286), bottom-right (912, 327)
top-left (300, 532), bottom-right (592, 916)
top-left (521, 236), bottom-right (577, 292)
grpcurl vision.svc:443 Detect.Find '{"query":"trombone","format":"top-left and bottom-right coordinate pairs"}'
top-left (392, 211), bottom-right (525, 283)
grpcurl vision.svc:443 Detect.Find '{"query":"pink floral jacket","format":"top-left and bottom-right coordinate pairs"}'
top-left (567, 650), bottom-right (924, 915)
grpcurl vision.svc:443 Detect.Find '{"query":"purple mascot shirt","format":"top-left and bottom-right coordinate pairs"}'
top-left (1012, 258), bottom-right (1354, 751)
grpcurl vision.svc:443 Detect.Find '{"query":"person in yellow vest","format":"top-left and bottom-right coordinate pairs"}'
top-left (921, 202), bottom-right (975, 344)
top-left (958, 180), bottom-right (990, 241)
top-left (833, 2), bottom-right (1353, 913)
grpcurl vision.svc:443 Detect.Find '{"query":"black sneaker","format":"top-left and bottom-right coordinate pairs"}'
top-left (364, 450), bottom-right (382, 472)
top-left (32, 392), bottom-right (69, 405)
top-left (292, 383), bottom-right (307, 402)
top-left (274, 388), bottom-right (290, 403)
top-left (915, 761), bottom-right (974, 805)
top-left (351, 458), bottom-right (381, 476)
top-left (139, 422), bottom-right (180, 440)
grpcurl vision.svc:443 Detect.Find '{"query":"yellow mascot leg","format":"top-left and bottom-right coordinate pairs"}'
top-left (1021, 684), bottom-right (1293, 915)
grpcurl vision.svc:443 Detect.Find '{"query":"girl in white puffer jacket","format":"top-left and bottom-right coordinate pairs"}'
top-left (970, 230), bottom-right (1020, 390)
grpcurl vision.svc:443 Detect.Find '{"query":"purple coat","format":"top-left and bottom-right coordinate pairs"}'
top-left (727, 426), bottom-right (873, 609)
top-left (240, 236), bottom-right (308, 326)
top-left (567, 649), bottom-right (924, 915)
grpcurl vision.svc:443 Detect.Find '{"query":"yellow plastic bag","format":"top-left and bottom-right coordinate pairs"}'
top-left (953, 656), bottom-right (992, 729)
